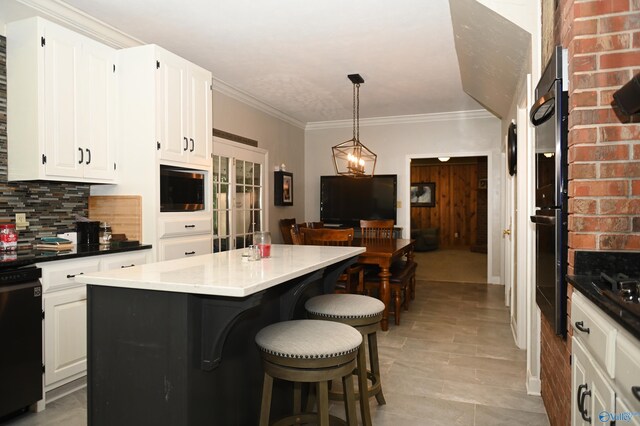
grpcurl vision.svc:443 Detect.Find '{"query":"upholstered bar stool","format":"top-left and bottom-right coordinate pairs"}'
top-left (305, 294), bottom-right (386, 426)
top-left (255, 319), bottom-right (361, 426)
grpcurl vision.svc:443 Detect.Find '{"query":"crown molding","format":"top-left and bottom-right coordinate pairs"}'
top-left (212, 77), bottom-right (306, 130)
top-left (16, 0), bottom-right (142, 48)
top-left (305, 109), bottom-right (496, 131)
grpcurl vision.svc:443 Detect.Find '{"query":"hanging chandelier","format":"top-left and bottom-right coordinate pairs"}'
top-left (332, 74), bottom-right (377, 177)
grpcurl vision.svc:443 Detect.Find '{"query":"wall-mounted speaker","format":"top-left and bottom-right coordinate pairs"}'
top-left (613, 73), bottom-right (640, 115)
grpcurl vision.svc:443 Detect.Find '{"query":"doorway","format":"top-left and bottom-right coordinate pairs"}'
top-left (406, 153), bottom-right (493, 283)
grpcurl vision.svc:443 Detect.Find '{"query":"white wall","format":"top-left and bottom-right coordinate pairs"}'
top-left (212, 90), bottom-right (305, 243)
top-left (304, 111), bottom-right (503, 282)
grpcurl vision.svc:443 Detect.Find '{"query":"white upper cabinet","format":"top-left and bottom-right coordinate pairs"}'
top-left (155, 47), bottom-right (212, 167)
top-left (7, 17), bottom-right (117, 183)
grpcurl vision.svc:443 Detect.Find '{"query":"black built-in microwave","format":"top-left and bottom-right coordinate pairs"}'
top-left (160, 165), bottom-right (205, 212)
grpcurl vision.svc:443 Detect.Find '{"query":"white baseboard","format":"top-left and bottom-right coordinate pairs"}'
top-left (526, 370), bottom-right (542, 395)
top-left (488, 275), bottom-right (501, 284)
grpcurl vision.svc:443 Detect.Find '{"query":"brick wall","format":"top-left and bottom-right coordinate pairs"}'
top-left (565, 0), bottom-right (640, 262)
top-left (0, 35), bottom-right (90, 243)
top-left (540, 1), bottom-right (639, 425)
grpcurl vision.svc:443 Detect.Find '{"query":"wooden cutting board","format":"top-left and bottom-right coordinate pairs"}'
top-left (89, 195), bottom-right (142, 242)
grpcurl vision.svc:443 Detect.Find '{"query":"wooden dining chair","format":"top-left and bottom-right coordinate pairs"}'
top-left (299, 228), bottom-right (363, 294)
top-left (360, 219), bottom-right (416, 325)
top-left (279, 218), bottom-right (297, 244)
top-left (360, 219), bottom-right (394, 239)
top-left (299, 228), bottom-right (353, 246)
top-left (290, 221), bottom-right (325, 245)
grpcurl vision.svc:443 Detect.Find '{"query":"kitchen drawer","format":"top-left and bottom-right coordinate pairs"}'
top-left (571, 292), bottom-right (617, 378)
top-left (615, 331), bottom-right (640, 410)
top-left (158, 215), bottom-right (212, 238)
top-left (100, 251), bottom-right (150, 271)
top-left (159, 235), bottom-right (212, 261)
top-left (39, 257), bottom-right (101, 293)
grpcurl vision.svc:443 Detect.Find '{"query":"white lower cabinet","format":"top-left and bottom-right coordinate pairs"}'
top-left (572, 337), bottom-right (615, 426)
top-left (571, 291), bottom-right (640, 426)
top-left (40, 250), bottom-right (150, 393)
top-left (159, 235), bottom-right (212, 261)
top-left (44, 286), bottom-right (87, 387)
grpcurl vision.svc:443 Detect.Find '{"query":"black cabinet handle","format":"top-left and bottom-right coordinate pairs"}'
top-left (185, 251), bottom-right (196, 256)
top-left (86, 148), bottom-right (91, 165)
top-left (575, 321), bottom-right (590, 334)
top-left (580, 389), bottom-right (591, 422)
top-left (185, 225), bottom-right (196, 228)
top-left (633, 386), bottom-right (640, 402)
top-left (190, 138), bottom-right (195, 152)
top-left (183, 137), bottom-right (189, 151)
top-left (78, 148), bottom-right (84, 164)
top-left (66, 272), bottom-right (84, 278)
top-left (120, 264), bottom-right (135, 268)
top-left (577, 384), bottom-right (586, 413)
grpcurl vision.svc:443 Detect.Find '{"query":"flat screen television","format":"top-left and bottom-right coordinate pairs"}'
top-left (320, 175), bottom-right (397, 227)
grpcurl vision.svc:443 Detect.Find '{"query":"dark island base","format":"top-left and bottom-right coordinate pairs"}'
top-left (86, 261), bottom-right (352, 426)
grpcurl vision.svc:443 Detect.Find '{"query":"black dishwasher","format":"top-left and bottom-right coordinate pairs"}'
top-left (0, 266), bottom-right (43, 419)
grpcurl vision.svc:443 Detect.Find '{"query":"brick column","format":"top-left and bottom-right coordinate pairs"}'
top-left (540, 2), bottom-right (639, 425)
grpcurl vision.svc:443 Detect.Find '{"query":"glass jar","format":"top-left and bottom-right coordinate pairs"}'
top-left (99, 222), bottom-right (112, 245)
top-left (253, 231), bottom-right (271, 258)
top-left (0, 224), bottom-right (18, 251)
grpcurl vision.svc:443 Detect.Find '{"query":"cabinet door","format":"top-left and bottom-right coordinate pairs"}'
top-left (43, 23), bottom-right (83, 178)
top-left (616, 397), bottom-right (640, 425)
top-left (156, 51), bottom-right (188, 163)
top-left (187, 66), bottom-right (212, 166)
top-left (573, 337), bottom-right (616, 426)
top-left (159, 235), bottom-right (212, 261)
top-left (572, 337), bottom-right (591, 426)
top-left (81, 40), bottom-right (117, 180)
top-left (615, 332), bottom-right (640, 411)
top-left (44, 287), bottom-right (87, 387)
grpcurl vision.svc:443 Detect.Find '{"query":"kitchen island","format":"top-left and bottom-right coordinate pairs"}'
top-left (75, 244), bottom-right (364, 426)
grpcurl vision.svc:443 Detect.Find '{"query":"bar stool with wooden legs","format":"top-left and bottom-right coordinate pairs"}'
top-left (255, 319), bottom-right (361, 426)
top-left (305, 294), bottom-right (386, 426)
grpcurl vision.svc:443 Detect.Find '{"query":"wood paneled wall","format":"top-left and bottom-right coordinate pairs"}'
top-left (410, 159), bottom-right (484, 249)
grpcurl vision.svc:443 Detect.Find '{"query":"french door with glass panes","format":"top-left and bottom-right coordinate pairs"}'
top-left (212, 138), bottom-right (267, 252)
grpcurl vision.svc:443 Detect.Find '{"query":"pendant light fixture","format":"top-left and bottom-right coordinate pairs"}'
top-left (332, 74), bottom-right (377, 177)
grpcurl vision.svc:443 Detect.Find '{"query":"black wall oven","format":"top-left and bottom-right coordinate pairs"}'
top-left (530, 46), bottom-right (569, 336)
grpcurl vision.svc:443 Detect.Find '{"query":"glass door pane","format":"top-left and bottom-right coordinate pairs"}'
top-left (212, 139), bottom-right (266, 252)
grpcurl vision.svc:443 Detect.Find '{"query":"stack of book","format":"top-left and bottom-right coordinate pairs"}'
top-left (33, 237), bottom-right (74, 251)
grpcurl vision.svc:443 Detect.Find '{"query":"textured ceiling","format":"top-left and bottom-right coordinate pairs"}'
top-left (2, 0), bottom-right (534, 125)
top-left (46, 0), bottom-right (485, 124)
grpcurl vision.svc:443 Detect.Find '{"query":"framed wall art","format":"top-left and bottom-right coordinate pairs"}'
top-left (274, 171), bottom-right (293, 206)
top-left (410, 182), bottom-right (436, 207)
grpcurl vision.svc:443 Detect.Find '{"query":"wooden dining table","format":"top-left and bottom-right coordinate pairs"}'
top-left (352, 238), bottom-right (415, 331)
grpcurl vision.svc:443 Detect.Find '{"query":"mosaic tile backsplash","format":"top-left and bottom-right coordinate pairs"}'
top-left (0, 36), bottom-right (90, 243)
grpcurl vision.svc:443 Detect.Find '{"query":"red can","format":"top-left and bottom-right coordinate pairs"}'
top-left (0, 224), bottom-right (18, 251)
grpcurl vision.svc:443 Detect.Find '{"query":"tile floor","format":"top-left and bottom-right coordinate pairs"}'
top-left (358, 280), bottom-right (550, 425)
top-left (1, 280), bottom-right (550, 426)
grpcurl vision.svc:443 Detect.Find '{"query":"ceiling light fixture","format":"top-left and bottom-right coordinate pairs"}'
top-left (332, 74), bottom-right (377, 177)
top-left (438, 157), bottom-right (450, 162)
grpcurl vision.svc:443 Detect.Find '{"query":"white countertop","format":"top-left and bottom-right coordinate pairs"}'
top-left (74, 244), bottom-right (365, 297)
